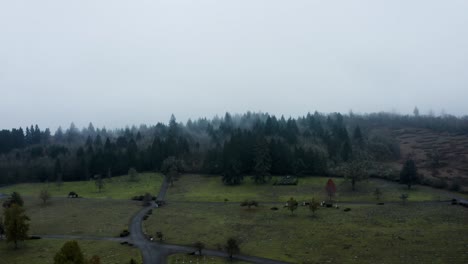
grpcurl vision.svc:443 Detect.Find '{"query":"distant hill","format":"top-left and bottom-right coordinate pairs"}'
top-left (1, 112), bottom-right (468, 194)
top-left (392, 127), bottom-right (468, 192)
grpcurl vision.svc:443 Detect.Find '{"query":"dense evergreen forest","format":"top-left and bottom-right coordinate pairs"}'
top-left (1, 111), bottom-right (467, 185)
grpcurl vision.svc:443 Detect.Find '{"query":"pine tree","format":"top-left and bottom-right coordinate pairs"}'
top-left (252, 137), bottom-right (271, 183)
top-left (400, 159), bottom-right (418, 189)
top-left (222, 160), bottom-right (243, 185)
top-left (94, 135), bottom-right (102, 147)
top-left (341, 138), bottom-right (352, 162)
top-left (54, 126), bottom-right (64, 142)
top-left (413, 106), bottom-right (420, 117)
top-left (353, 125), bottom-right (363, 146)
top-left (54, 240), bottom-right (85, 264)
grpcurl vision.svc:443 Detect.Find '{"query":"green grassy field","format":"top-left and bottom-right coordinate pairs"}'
top-left (6, 197), bottom-right (141, 237)
top-left (167, 254), bottom-right (251, 264)
top-left (167, 174), bottom-right (464, 203)
top-left (0, 173), bottom-right (164, 199)
top-left (145, 202), bottom-right (468, 264)
top-left (0, 239), bottom-right (142, 264)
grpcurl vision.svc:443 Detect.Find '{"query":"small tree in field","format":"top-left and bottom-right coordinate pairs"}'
top-left (341, 158), bottom-right (369, 191)
top-left (4, 204), bottom-right (30, 249)
top-left (106, 168), bottom-right (112, 181)
top-left (400, 193), bottom-right (409, 204)
top-left (225, 238), bottom-right (240, 259)
top-left (142, 193), bottom-right (153, 206)
top-left (400, 159), bottom-right (418, 189)
top-left (128, 168), bottom-right (138, 182)
top-left (156, 231), bottom-right (164, 242)
top-left (309, 198), bottom-right (320, 215)
top-left (194, 241), bottom-right (205, 255)
top-left (285, 197), bottom-right (298, 215)
top-left (39, 189), bottom-right (51, 205)
top-left (54, 240), bottom-right (85, 264)
top-left (325, 179), bottom-right (336, 202)
top-left (374, 188), bottom-right (382, 201)
top-left (94, 174), bottom-right (104, 192)
top-left (0, 217), bottom-right (5, 240)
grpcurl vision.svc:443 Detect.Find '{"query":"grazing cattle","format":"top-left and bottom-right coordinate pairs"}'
top-left (302, 201), bottom-right (310, 206)
top-left (68, 192), bottom-right (79, 198)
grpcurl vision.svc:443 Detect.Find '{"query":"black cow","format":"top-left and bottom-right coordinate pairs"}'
top-left (68, 192), bottom-right (79, 198)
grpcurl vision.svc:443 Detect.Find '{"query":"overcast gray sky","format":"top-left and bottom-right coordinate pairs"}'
top-left (1, 0), bottom-right (467, 130)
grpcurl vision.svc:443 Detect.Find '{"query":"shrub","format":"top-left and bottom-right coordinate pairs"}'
top-left (432, 178), bottom-right (448, 189)
top-left (449, 181), bottom-right (461, 192)
top-left (240, 200), bottom-right (258, 209)
top-left (119, 229), bottom-right (130, 237)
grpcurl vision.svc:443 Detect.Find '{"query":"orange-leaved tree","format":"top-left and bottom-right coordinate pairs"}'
top-left (325, 179), bottom-right (336, 202)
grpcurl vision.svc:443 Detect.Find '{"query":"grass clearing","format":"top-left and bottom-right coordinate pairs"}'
top-left (0, 172), bottom-right (164, 199)
top-left (167, 174), bottom-right (462, 203)
top-left (0, 239), bottom-right (141, 264)
top-left (167, 254), bottom-right (251, 264)
top-left (8, 197), bottom-right (141, 237)
top-left (145, 202), bottom-right (468, 264)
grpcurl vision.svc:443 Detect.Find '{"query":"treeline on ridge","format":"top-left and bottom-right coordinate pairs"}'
top-left (0, 111), bottom-right (467, 185)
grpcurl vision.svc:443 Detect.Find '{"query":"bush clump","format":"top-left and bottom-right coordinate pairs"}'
top-left (120, 229), bottom-right (130, 237)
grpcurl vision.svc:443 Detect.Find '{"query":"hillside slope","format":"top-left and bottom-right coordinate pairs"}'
top-left (391, 128), bottom-right (468, 191)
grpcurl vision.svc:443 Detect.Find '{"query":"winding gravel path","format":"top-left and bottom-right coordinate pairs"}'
top-left (129, 177), bottom-right (290, 263)
top-left (29, 176), bottom-right (290, 263)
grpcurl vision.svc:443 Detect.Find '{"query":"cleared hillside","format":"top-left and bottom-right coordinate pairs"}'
top-left (392, 128), bottom-right (468, 191)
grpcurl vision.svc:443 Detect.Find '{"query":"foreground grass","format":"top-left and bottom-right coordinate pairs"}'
top-left (145, 202), bottom-right (468, 264)
top-left (167, 175), bottom-right (463, 203)
top-left (167, 254), bottom-right (251, 264)
top-left (0, 173), bottom-right (164, 199)
top-left (13, 197), bottom-right (141, 237)
top-left (0, 239), bottom-right (141, 264)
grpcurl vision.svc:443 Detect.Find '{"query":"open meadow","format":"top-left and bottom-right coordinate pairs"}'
top-left (166, 174), bottom-right (465, 203)
top-left (145, 201), bottom-right (468, 264)
top-left (167, 254), bottom-right (251, 264)
top-left (0, 239), bottom-right (142, 264)
top-left (0, 173), bottom-right (164, 199)
top-left (20, 197), bottom-right (140, 237)
top-left (1, 173), bottom-right (467, 264)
